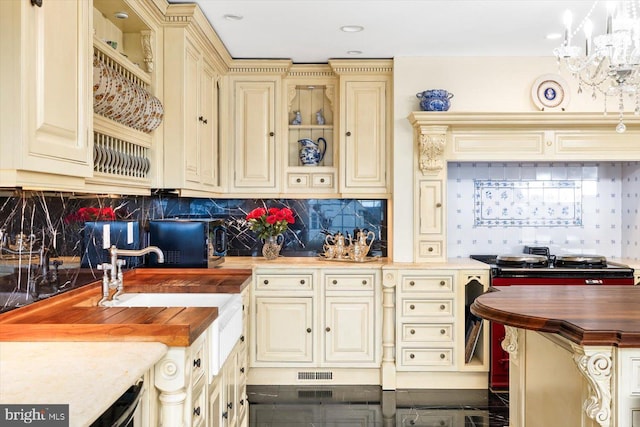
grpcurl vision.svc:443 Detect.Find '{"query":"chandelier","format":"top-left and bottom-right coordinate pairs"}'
top-left (553, 1), bottom-right (640, 133)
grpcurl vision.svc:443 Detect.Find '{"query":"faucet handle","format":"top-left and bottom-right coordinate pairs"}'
top-left (97, 263), bottom-right (111, 271)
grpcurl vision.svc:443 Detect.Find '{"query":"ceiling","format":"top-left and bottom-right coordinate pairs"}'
top-left (168, 0), bottom-right (601, 63)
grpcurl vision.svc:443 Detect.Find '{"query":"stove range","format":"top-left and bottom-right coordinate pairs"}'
top-left (470, 246), bottom-right (635, 391)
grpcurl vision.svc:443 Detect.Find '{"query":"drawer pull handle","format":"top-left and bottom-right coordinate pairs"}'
top-left (227, 402), bottom-right (233, 409)
top-left (332, 279), bottom-right (338, 285)
top-left (410, 329), bottom-right (416, 335)
top-left (240, 399), bottom-right (245, 406)
top-left (240, 335), bottom-right (245, 342)
top-left (193, 358), bottom-right (201, 368)
top-left (240, 367), bottom-right (245, 374)
top-left (193, 406), bottom-right (201, 416)
top-left (307, 328), bottom-right (312, 333)
top-left (440, 353), bottom-right (446, 359)
top-left (439, 280), bottom-right (445, 286)
top-left (409, 304), bottom-right (415, 310)
top-left (362, 280), bottom-right (367, 285)
top-left (440, 329), bottom-right (446, 335)
top-left (325, 327), bottom-right (331, 332)
top-left (300, 279), bottom-right (305, 285)
top-left (409, 281), bottom-right (415, 286)
top-left (263, 279), bottom-right (269, 285)
top-left (409, 353), bottom-right (415, 359)
top-left (440, 304), bottom-right (446, 310)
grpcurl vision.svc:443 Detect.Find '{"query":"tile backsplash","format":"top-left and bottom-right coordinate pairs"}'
top-left (447, 161), bottom-right (640, 260)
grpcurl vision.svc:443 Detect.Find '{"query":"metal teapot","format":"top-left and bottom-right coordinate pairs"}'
top-left (298, 137), bottom-right (326, 166)
top-left (325, 232), bottom-right (349, 259)
top-left (352, 229), bottom-right (375, 261)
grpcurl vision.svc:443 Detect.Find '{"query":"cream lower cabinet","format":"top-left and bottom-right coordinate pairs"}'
top-left (164, 5), bottom-right (225, 195)
top-left (385, 267), bottom-right (489, 389)
top-left (209, 340), bottom-right (248, 427)
top-left (250, 268), bottom-right (381, 384)
top-left (0, 0), bottom-right (92, 191)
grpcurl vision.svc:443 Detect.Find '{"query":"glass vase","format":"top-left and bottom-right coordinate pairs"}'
top-left (261, 234), bottom-right (284, 260)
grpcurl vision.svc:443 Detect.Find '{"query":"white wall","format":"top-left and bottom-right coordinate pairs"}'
top-left (392, 56), bottom-right (626, 262)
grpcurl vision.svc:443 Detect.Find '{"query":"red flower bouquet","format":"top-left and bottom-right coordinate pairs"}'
top-left (246, 207), bottom-right (295, 239)
top-left (64, 207), bottom-right (116, 224)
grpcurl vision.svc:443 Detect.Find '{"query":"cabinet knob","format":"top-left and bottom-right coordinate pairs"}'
top-left (362, 280), bottom-right (367, 285)
top-left (198, 116), bottom-right (208, 124)
top-left (193, 406), bottom-right (201, 416)
top-left (222, 411), bottom-right (228, 419)
top-left (325, 327), bottom-right (331, 332)
top-left (300, 279), bottom-right (305, 285)
top-left (440, 329), bottom-right (446, 335)
top-left (440, 304), bottom-right (446, 310)
top-left (296, 178), bottom-right (301, 183)
top-left (410, 329), bottom-right (416, 335)
top-left (332, 279), bottom-right (338, 285)
top-left (31, 0), bottom-right (43, 7)
top-left (409, 353), bottom-right (415, 359)
top-left (193, 358), bottom-right (201, 368)
top-left (263, 279), bottom-right (269, 285)
top-left (306, 328), bottom-right (312, 333)
top-left (409, 304), bottom-right (415, 310)
top-left (240, 335), bottom-right (245, 342)
top-left (409, 281), bottom-right (415, 286)
top-left (240, 399), bottom-right (245, 406)
top-left (269, 131), bottom-right (274, 137)
top-left (240, 367), bottom-right (245, 374)
top-left (320, 178), bottom-right (325, 183)
top-left (435, 202), bottom-right (442, 208)
top-left (440, 353), bottom-right (446, 359)
top-left (440, 280), bottom-right (446, 286)
top-left (428, 247), bottom-right (434, 252)
top-left (227, 402), bottom-right (233, 409)
top-left (346, 131), bottom-right (352, 136)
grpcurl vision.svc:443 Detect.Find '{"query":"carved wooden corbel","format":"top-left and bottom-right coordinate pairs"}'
top-left (572, 346), bottom-right (613, 427)
top-left (140, 30), bottom-right (154, 73)
top-left (501, 325), bottom-right (519, 357)
top-left (417, 125), bottom-right (448, 174)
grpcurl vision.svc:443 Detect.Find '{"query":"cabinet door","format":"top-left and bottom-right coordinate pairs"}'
top-left (199, 58), bottom-right (219, 187)
top-left (0, 0), bottom-right (91, 184)
top-left (233, 80), bottom-right (278, 190)
top-left (324, 296), bottom-right (375, 363)
top-left (342, 80), bottom-right (388, 192)
top-left (255, 297), bottom-right (313, 363)
top-left (416, 179), bottom-right (446, 261)
top-left (183, 39), bottom-right (201, 184)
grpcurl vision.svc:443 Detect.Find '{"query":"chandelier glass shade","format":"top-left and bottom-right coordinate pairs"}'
top-left (553, 1), bottom-right (640, 132)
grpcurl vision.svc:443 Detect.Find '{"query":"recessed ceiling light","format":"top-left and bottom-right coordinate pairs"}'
top-left (341, 25), bottom-right (364, 33)
top-left (546, 33), bottom-right (562, 40)
top-left (114, 11), bottom-right (129, 19)
top-left (224, 14), bottom-right (243, 21)
top-left (347, 50), bottom-right (363, 55)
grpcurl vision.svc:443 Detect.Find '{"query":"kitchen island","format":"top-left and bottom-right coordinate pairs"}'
top-left (471, 285), bottom-right (640, 427)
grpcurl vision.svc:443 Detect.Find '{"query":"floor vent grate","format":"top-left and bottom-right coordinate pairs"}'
top-left (297, 371), bottom-right (333, 381)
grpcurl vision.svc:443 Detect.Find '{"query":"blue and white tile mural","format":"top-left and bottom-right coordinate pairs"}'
top-left (447, 161), bottom-right (640, 259)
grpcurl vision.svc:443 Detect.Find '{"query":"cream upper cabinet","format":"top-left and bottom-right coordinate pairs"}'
top-left (0, 0), bottom-right (91, 191)
top-left (163, 4), bottom-right (228, 196)
top-left (228, 62), bottom-right (290, 195)
top-left (331, 60), bottom-right (393, 197)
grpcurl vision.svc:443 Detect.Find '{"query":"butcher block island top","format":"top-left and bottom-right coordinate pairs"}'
top-left (471, 285), bottom-right (640, 348)
top-left (0, 268), bottom-right (252, 346)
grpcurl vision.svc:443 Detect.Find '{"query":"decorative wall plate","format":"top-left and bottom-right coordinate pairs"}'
top-left (531, 74), bottom-right (570, 111)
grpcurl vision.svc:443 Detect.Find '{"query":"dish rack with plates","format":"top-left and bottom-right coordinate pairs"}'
top-left (90, 37), bottom-right (158, 190)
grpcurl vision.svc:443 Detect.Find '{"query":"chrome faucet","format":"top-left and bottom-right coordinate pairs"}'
top-left (98, 245), bottom-right (164, 306)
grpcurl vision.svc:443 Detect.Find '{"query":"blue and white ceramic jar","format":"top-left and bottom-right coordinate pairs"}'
top-left (416, 89), bottom-right (454, 111)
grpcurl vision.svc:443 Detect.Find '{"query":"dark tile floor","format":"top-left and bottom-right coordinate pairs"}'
top-left (247, 385), bottom-right (509, 426)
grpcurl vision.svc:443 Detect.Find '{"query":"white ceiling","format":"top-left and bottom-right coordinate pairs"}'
top-left (168, 0), bottom-right (601, 63)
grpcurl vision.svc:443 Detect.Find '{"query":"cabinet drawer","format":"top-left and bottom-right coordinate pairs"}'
top-left (256, 274), bottom-right (313, 290)
top-left (325, 274), bottom-right (375, 291)
top-left (401, 323), bottom-right (453, 343)
top-left (417, 240), bottom-right (443, 258)
top-left (400, 299), bottom-right (453, 317)
top-left (311, 173), bottom-right (333, 188)
top-left (191, 383), bottom-right (206, 427)
top-left (191, 336), bottom-right (206, 384)
top-left (401, 276), bottom-right (453, 293)
top-left (288, 173), bottom-right (309, 187)
top-left (400, 348), bottom-right (454, 367)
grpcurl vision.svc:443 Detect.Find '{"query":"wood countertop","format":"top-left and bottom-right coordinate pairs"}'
top-left (471, 285), bottom-right (640, 348)
top-left (0, 268), bottom-right (252, 346)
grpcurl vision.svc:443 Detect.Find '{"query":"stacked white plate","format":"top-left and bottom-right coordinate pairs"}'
top-left (93, 57), bottom-right (163, 133)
